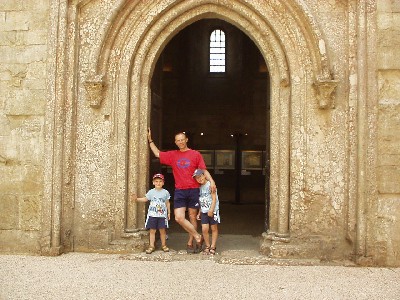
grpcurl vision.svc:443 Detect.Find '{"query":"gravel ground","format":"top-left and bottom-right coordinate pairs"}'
top-left (0, 253), bottom-right (399, 300)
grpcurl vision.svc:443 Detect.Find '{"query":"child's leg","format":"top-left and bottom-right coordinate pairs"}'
top-left (202, 223), bottom-right (210, 247)
top-left (149, 229), bottom-right (156, 247)
top-left (159, 228), bottom-right (167, 247)
top-left (210, 224), bottom-right (218, 249)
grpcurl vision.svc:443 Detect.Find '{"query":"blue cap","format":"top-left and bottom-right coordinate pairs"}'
top-left (192, 169), bottom-right (204, 177)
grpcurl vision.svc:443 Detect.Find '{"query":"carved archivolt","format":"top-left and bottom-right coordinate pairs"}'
top-left (56, 0), bottom-right (339, 248)
top-left (87, 0), bottom-right (337, 107)
top-left (81, 0), bottom-right (337, 239)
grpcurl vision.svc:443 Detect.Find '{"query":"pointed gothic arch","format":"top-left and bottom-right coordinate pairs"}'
top-left (99, 0), bottom-right (335, 245)
top-left (44, 0), bottom-right (339, 254)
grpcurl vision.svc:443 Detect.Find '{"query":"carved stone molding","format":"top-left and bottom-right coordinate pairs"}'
top-left (313, 76), bottom-right (339, 109)
top-left (84, 75), bottom-right (105, 108)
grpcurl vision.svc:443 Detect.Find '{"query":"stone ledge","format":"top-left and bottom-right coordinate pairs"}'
top-left (119, 249), bottom-right (355, 266)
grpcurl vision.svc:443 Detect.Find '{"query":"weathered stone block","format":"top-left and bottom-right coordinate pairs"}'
top-left (375, 196), bottom-right (400, 266)
top-left (1, 45), bottom-right (47, 64)
top-left (20, 195), bottom-right (41, 230)
top-left (378, 70), bottom-right (400, 101)
top-left (0, 31), bottom-right (18, 46)
top-left (0, 194), bottom-right (19, 229)
top-left (4, 90), bottom-right (46, 115)
top-left (20, 165), bottom-right (43, 194)
top-left (378, 0), bottom-right (400, 13)
top-left (0, 0), bottom-right (23, 11)
top-left (22, 1), bottom-right (48, 12)
top-left (378, 47), bottom-right (400, 69)
top-left (2, 11), bottom-right (29, 32)
top-left (377, 166), bottom-right (400, 193)
top-left (20, 30), bottom-right (47, 46)
top-left (0, 230), bottom-right (41, 254)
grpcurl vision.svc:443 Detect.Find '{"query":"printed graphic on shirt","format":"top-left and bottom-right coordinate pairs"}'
top-left (199, 188), bottom-right (212, 211)
top-left (199, 182), bottom-right (221, 223)
top-left (199, 181), bottom-right (219, 214)
top-left (176, 157), bottom-right (190, 169)
top-left (145, 189), bottom-right (170, 218)
top-left (148, 197), bottom-right (167, 218)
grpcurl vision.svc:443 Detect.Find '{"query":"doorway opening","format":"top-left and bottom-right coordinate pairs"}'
top-left (149, 19), bottom-right (270, 250)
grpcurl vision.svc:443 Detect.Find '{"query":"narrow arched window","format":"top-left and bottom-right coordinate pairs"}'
top-left (209, 29), bottom-right (225, 72)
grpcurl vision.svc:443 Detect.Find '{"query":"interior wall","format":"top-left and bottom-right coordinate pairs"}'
top-left (151, 19), bottom-right (270, 205)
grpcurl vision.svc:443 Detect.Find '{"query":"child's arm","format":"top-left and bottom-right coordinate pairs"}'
top-left (207, 190), bottom-right (217, 217)
top-left (166, 200), bottom-right (171, 220)
top-left (131, 194), bottom-right (148, 203)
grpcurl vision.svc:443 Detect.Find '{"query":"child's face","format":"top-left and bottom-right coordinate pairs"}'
top-left (153, 178), bottom-right (164, 188)
top-left (194, 174), bottom-right (206, 185)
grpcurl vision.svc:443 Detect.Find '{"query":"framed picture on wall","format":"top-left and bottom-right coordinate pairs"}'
top-left (161, 165), bottom-right (173, 173)
top-left (198, 150), bottom-right (214, 169)
top-left (242, 150), bottom-right (263, 170)
top-left (215, 150), bottom-right (235, 169)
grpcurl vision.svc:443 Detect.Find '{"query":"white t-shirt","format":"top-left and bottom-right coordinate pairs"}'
top-left (145, 188), bottom-right (170, 218)
top-left (199, 181), bottom-right (220, 214)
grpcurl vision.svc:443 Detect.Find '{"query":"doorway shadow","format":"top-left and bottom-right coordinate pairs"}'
top-left (166, 203), bottom-right (265, 253)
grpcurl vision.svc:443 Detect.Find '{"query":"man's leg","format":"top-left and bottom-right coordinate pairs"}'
top-left (174, 207), bottom-right (201, 242)
top-left (187, 207), bottom-right (198, 246)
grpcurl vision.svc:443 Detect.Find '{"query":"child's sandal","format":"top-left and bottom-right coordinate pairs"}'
top-left (202, 246), bottom-right (210, 255)
top-left (161, 245), bottom-right (169, 252)
top-left (209, 247), bottom-right (216, 255)
top-left (145, 246), bottom-right (155, 254)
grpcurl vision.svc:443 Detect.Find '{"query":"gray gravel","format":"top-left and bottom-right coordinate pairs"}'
top-left (0, 253), bottom-right (399, 300)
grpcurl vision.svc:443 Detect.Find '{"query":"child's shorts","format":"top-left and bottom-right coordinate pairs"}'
top-left (200, 212), bottom-right (220, 225)
top-left (145, 216), bottom-right (168, 229)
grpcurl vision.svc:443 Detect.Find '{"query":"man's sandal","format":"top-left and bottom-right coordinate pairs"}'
top-left (145, 246), bottom-right (155, 254)
top-left (202, 246), bottom-right (210, 255)
top-left (186, 244), bottom-right (195, 254)
top-left (209, 247), bottom-right (216, 255)
top-left (161, 245), bottom-right (169, 252)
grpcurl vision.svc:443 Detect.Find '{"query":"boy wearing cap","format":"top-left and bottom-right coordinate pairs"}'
top-left (193, 169), bottom-right (220, 255)
top-left (131, 173), bottom-right (171, 254)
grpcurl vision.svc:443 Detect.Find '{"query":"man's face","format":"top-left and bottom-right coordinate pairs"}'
top-left (174, 133), bottom-right (188, 150)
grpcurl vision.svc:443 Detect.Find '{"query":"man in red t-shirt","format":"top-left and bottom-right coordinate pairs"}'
top-left (148, 128), bottom-right (216, 253)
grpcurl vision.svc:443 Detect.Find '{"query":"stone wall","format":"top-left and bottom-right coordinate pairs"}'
top-left (0, 0), bottom-right (398, 266)
top-left (0, 0), bottom-right (49, 254)
top-left (373, 0), bottom-right (400, 266)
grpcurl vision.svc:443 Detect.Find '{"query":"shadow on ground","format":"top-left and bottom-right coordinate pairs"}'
top-left (165, 202), bottom-right (265, 254)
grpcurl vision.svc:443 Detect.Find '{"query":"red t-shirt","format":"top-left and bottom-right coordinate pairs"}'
top-left (159, 149), bottom-right (206, 189)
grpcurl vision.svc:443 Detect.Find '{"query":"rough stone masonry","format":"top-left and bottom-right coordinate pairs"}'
top-left (0, 0), bottom-right (399, 267)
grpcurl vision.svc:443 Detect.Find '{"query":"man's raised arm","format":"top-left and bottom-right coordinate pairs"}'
top-left (147, 128), bottom-right (160, 158)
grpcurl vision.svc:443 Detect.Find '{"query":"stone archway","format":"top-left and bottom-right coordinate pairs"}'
top-left (43, 0), bottom-right (337, 254)
top-left (108, 0), bottom-right (334, 249)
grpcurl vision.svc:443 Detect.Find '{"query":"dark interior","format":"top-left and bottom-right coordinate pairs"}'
top-left (149, 19), bottom-right (270, 235)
